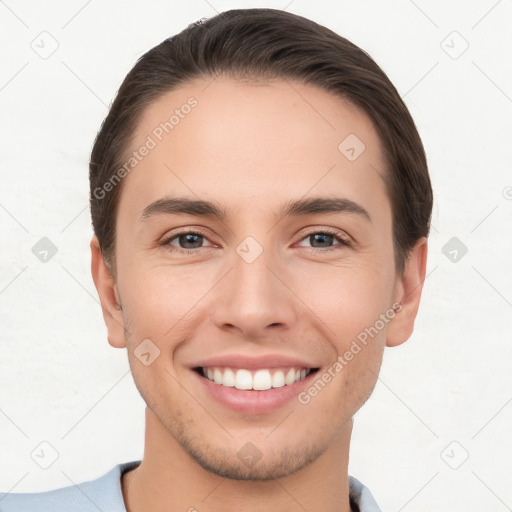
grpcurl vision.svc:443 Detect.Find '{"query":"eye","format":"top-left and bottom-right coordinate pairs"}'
top-left (296, 229), bottom-right (351, 251)
top-left (160, 227), bottom-right (351, 255)
top-left (161, 229), bottom-right (214, 253)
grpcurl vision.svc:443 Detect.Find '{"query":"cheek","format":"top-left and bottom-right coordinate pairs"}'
top-left (117, 263), bottom-right (220, 358)
top-left (290, 260), bottom-right (395, 334)
top-left (296, 332), bottom-right (384, 431)
top-left (340, 340), bottom-right (384, 414)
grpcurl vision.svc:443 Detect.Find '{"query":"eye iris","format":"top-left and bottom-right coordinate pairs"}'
top-left (172, 232), bottom-right (341, 250)
top-left (180, 233), bottom-right (202, 249)
top-left (310, 233), bottom-right (333, 248)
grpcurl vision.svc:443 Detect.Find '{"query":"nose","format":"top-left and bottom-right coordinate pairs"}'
top-left (211, 244), bottom-right (298, 339)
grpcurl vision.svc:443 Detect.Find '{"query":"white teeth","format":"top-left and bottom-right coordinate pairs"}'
top-left (223, 368), bottom-right (235, 387)
top-left (201, 366), bottom-right (311, 390)
top-left (285, 368), bottom-right (296, 385)
top-left (234, 369), bottom-right (253, 390)
top-left (213, 368), bottom-right (223, 385)
top-left (253, 370), bottom-right (272, 390)
top-left (272, 370), bottom-right (285, 388)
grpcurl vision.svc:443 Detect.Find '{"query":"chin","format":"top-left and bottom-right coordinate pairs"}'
top-left (182, 439), bottom-right (323, 481)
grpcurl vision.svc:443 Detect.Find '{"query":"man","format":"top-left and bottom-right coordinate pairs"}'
top-left (0, 8), bottom-right (432, 512)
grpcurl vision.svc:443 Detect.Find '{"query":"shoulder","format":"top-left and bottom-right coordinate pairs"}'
top-left (0, 460), bottom-right (141, 512)
top-left (348, 475), bottom-right (383, 512)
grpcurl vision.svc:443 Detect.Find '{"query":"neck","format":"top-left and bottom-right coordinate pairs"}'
top-left (122, 407), bottom-right (354, 512)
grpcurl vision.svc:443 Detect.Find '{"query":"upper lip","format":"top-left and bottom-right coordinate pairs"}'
top-left (192, 354), bottom-right (319, 370)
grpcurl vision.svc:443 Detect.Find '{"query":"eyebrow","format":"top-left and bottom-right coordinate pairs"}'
top-left (140, 196), bottom-right (372, 223)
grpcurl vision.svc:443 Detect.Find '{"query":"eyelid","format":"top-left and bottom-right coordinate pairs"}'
top-left (160, 227), bottom-right (216, 248)
top-left (160, 226), bottom-right (353, 252)
top-left (296, 227), bottom-right (353, 248)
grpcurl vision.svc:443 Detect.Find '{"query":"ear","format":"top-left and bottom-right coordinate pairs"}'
top-left (90, 235), bottom-right (126, 348)
top-left (386, 237), bottom-right (428, 347)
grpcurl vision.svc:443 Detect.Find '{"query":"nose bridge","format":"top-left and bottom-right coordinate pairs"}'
top-left (234, 240), bottom-right (277, 302)
top-left (212, 234), bottom-right (297, 336)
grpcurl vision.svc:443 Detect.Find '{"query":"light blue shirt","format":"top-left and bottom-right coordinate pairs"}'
top-left (0, 460), bottom-right (382, 511)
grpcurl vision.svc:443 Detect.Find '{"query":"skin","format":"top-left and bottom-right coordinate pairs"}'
top-left (91, 76), bottom-right (428, 512)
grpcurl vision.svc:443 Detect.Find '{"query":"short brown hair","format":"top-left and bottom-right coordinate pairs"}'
top-left (89, 8), bottom-right (432, 275)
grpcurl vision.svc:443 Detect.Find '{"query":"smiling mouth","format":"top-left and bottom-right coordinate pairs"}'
top-left (194, 366), bottom-right (319, 390)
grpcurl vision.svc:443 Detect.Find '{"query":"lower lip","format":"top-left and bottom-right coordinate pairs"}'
top-left (193, 370), bottom-right (315, 414)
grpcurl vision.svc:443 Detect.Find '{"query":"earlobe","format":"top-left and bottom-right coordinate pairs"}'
top-left (386, 237), bottom-right (428, 348)
top-left (90, 236), bottom-right (126, 348)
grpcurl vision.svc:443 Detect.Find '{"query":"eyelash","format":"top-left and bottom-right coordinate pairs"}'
top-left (160, 227), bottom-right (352, 255)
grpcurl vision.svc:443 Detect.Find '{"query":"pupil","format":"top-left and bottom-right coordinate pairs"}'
top-left (181, 234), bottom-right (202, 249)
top-left (312, 233), bottom-right (333, 247)
top-left (178, 233), bottom-right (334, 250)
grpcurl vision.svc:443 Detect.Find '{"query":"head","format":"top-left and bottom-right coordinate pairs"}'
top-left (90, 8), bottom-right (432, 480)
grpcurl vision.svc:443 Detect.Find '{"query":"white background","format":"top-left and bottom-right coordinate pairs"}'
top-left (1, 1), bottom-right (511, 510)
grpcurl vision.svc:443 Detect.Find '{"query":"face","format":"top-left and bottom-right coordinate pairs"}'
top-left (94, 76), bottom-right (422, 480)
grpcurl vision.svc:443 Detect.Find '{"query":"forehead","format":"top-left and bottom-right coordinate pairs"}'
top-left (118, 76), bottom-right (389, 225)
